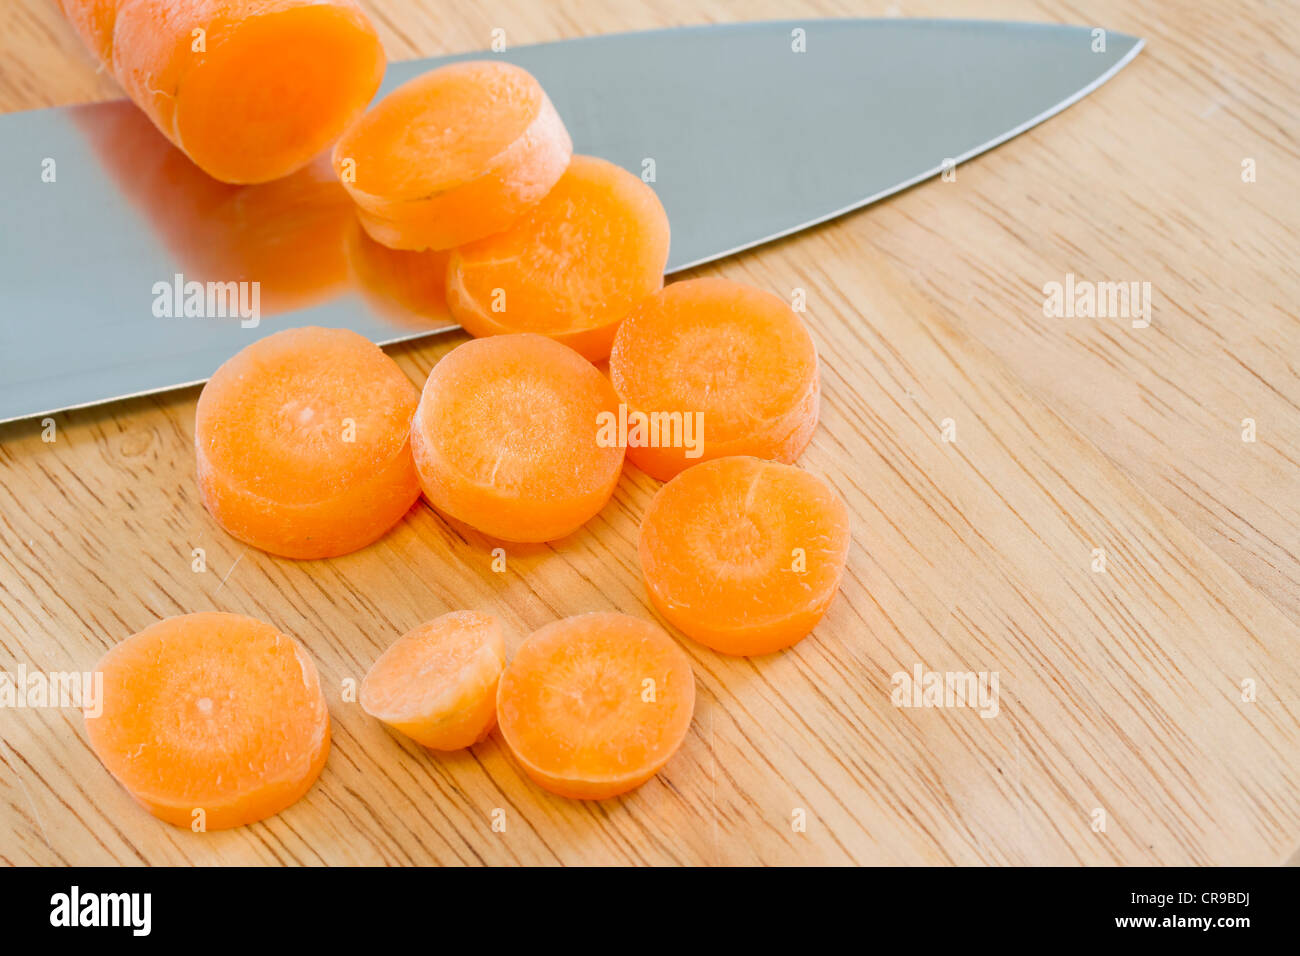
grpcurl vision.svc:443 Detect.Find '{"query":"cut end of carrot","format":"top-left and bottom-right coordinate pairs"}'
top-left (610, 278), bottom-right (821, 480)
top-left (84, 612), bottom-right (330, 830)
top-left (409, 334), bottom-right (625, 543)
top-left (639, 457), bottom-right (850, 656)
top-left (100, 1), bottom-right (386, 185)
top-left (446, 154), bottom-right (669, 361)
top-left (175, 3), bottom-right (386, 183)
top-left (195, 326), bottom-right (421, 559)
top-left (333, 60), bottom-right (572, 250)
top-left (361, 611), bottom-right (507, 751)
top-left (497, 613), bottom-right (695, 800)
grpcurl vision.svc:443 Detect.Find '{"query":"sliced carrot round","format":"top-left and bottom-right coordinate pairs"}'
top-left (84, 612), bottom-right (330, 829)
top-left (360, 611), bottom-right (507, 751)
top-left (410, 334), bottom-right (625, 543)
top-left (609, 278), bottom-right (820, 480)
top-left (639, 457), bottom-right (850, 656)
top-left (195, 326), bottom-right (421, 559)
top-left (446, 154), bottom-right (669, 361)
top-left (497, 612), bottom-right (695, 800)
top-left (333, 60), bottom-right (573, 251)
top-left (101, 0), bottom-right (386, 184)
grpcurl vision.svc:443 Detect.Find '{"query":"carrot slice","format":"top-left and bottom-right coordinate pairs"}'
top-left (333, 60), bottom-right (573, 250)
top-left (195, 326), bottom-right (421, 559)
top-left (360, 611), bottom-right (507, 751)
top-left (496, 613), bottom-right (695, 800)
top-left (84, 612), bottom-right (330, 829)
top-left (609, 278), bottom-right (821, 480)
top-left (61, 0), bottom-right (386, 184)
top-left (446, 155), bottom-right (669, 361)
top-left (409, 334), bottom-right (625, 543)
top-left (639, 457), bottom-right (850, 656)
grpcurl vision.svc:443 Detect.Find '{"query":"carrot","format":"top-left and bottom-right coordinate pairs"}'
top-left (609, 278), bottom-right (821, 480)
top-left (409, 334), bottom-right (625, 543)
top-left (332, 60), bottom-right (572, 251)
top-left (496, 612), bottom-right (695, 800)
top-left (360, 611), bottom-right (507, 751)
top-left (195, 326), bottom-right (421, 559)
top-left (446, 155), bottom-right (669, 361)
top-left (55, 0), bottom-right (117, 62)
top-left (639, 457), bottom-right (850, 655)
top-left (84, 612), bottom-right (330, 829)
top-left (59, 0), bottom-right (385, 184)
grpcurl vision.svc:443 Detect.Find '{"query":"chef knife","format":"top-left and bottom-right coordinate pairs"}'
top-left (0, 18), bottom-right (1142, 424)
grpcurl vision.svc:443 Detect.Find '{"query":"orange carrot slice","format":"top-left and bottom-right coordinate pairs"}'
top-left (61, 0), bottom-right (385, 184)
top-left (446, 155), bottom-right (669, 361)
top-left (409, 334), bottom-right (625, 543)
top-left (195, 326), bottom-right (421, 559)
top-left (333, 60), bottom-right (573, 251)
top-left (497, 612), bottom-right (695, 800)
top-left (360, 611), bottom-right (507, 751)
top-left (609, 278), bottom-right (821, 480)
top-left (84, 612), bottom-right (330, 829)
top-left (639, 457), bottom-right (850, 656)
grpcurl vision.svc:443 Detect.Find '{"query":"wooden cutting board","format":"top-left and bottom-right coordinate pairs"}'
top-left (1, 0), bottom-right (1297, 866)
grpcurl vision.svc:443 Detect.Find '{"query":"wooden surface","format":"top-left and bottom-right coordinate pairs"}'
top-left (1, 0), bottom-right (1298, 866)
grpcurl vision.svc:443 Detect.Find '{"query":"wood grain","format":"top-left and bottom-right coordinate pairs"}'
top-left (1, 0), bottom-right (1297, 865)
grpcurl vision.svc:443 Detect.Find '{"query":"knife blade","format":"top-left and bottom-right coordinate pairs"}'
top-left (0, 19), bottom-right (1142, 424)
